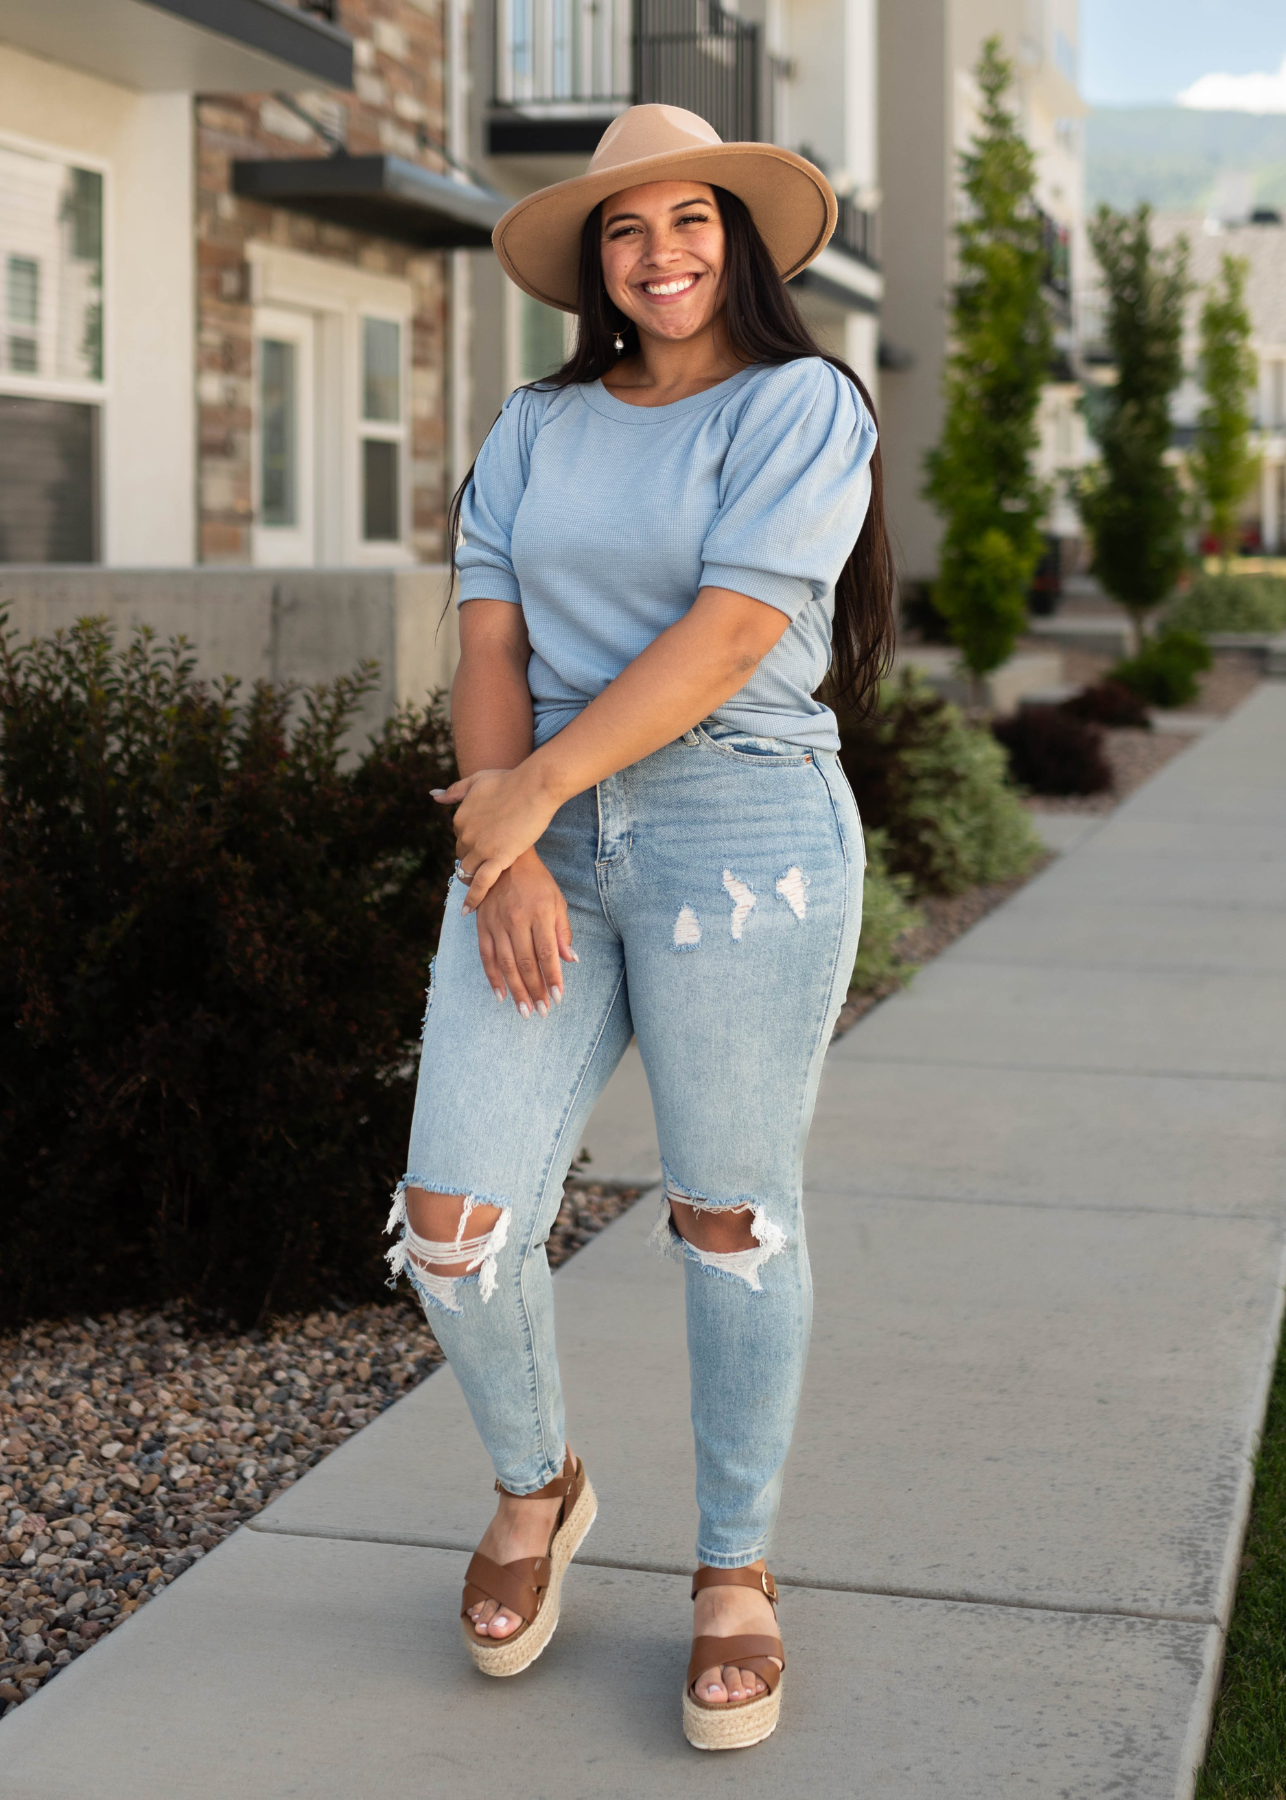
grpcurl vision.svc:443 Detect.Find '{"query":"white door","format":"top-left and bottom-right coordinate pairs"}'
top-left (253, 307), bottom-right (315, 566)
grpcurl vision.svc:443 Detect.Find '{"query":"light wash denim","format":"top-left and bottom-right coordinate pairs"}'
top-left (387, 723), bottom-right (864, 1567)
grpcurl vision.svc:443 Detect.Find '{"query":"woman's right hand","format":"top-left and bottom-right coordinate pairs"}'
top-left (472, 847), bottom-right (576, 1018)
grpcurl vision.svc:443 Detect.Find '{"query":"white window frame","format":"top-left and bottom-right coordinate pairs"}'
top-left (246, 243), bottom-right (414, 567)
top-left (252, 306), bottom-right (317, 568)
top-left (0, 128), bottom-right (109, 406)
top-left (355, 305), bottom-right (409, 553)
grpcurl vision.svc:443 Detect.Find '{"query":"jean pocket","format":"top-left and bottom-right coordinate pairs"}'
top-left (695, 724), bottom-right (812, 765)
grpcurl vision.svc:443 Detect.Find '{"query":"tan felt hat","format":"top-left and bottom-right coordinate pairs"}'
top-left (492, 104), bottom-right (838, 314)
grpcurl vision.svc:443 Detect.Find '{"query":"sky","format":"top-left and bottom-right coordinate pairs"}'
top-left (1081, 0), bottom-right (1286, 108)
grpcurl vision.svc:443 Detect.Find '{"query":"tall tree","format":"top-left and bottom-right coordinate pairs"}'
top-left (1189, 253), bottom-right (1259, 567)
top-left (1077, 205), bottom-right (1190, 646)
top-left (923, 36), bottom-right (1052, 689)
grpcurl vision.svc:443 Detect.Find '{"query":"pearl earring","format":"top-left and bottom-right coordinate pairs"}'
top-left (613, 329), bottom-right (625, 353)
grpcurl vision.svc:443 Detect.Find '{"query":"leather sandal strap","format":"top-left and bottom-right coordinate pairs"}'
top-left (687, 1634), bottom-right (785, 1694)
top-left (690, 1565), bottom-right (779, 1606)
top-left (460, 1550), bottom-right (548, 1624)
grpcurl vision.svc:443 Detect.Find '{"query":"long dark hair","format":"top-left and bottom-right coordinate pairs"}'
top-left (448, 184), bottom-right (895, 716)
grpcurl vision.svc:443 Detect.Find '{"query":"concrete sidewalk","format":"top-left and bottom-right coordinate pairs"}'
top-left (2, 688), bottom-right (1284, 1799)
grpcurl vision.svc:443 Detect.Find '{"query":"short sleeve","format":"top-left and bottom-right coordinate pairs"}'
top-left (700, 360), bottom-right (877, 619)
top-left (455, 387), bottom-right (546, 607)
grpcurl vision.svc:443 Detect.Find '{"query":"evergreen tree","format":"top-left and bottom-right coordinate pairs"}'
top-left (923, 36), bottom-right (1052, 688)
top-left (1077, 205), bottom-right (1190, 645)
top-left (1190, 254), bottom-right (1259, 567)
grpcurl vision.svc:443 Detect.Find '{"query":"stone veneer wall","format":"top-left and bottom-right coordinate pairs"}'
top-left (195, 0), bottom-right (451, 564)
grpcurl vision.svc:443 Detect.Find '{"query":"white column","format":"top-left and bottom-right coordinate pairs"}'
top-left (1263, 452), bottom-right (1282, 556)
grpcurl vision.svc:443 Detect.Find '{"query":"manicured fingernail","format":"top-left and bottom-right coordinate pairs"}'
top-left (536, 1000), bottom-right (548, 1018)
top-left (493, 987), bottom-right (506, 1003)
top-left (461, 903), bottom-right (473, 916)
top-left (551, 986), bottom-right (563, 1005)
top-left (430, 788), bottom-right (445, 798)
top-left (518, 1002), bottom-right (531, 1019)
top-left (566, 951), bottom-right (580, 963)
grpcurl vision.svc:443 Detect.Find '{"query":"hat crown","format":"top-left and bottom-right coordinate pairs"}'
top-left (588, 104), bottom-right (724, 177)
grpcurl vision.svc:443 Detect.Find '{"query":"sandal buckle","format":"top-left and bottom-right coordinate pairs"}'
top-left (761, 1571), bottom-right (778, 1602)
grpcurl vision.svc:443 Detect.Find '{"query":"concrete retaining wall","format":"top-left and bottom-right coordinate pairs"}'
top-left (0, 566), bottom-right (460, 748)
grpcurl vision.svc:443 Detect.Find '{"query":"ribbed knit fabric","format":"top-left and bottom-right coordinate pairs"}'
top-left (456, 358), bottom-right (877, 751)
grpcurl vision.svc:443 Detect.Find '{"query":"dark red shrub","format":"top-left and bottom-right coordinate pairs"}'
top-left (992, 703), bottom-right (1111, 795)
top-left (1061, 678), bottom-right (1152, 729)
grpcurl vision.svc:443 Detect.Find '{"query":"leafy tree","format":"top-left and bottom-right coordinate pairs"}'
top-left (1189, 253), bottom-right (1259, 567)
top-left (923, 36), bottom-right (1052, 689)
top-left (1077, 205), bottom-right (1190, 646)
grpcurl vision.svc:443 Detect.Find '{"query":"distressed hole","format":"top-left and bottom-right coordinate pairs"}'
top-left (385, 1183), bottom-right (511, 1313)
top-left (649, 1180), bottom-right (787, 1292)
top-left (673, 904), bottom-right (702, 950)
top-left (775, 866), bottom-right (809, 921)
top-left (722, 870), bottom-right (757, 940)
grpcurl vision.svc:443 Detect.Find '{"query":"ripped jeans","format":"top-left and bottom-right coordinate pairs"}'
top-left (388, 722), bottom-right (864, 1567)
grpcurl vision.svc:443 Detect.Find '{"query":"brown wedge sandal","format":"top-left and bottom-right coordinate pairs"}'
top-left (683, 1566), bottom-right (785, 1751)
top-left (460, 1450), bottom-right (597, 1678)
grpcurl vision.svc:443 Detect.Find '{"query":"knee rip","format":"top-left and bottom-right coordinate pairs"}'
top-left (649, 1177), bottom-right (787, 1292)
top-left (385, 1182), bottom-right (511, 1316)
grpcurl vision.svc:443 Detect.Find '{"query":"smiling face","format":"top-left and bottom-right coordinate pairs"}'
top-left (599, 179), bottom-right (727, 346)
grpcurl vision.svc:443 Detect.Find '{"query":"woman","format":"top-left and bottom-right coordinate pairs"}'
top-left (385, 103), bottom-right (894, 1750)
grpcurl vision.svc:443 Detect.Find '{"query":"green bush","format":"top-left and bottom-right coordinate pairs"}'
top-left (0, 618), bottom-right (458, 1329)
top-left (852, 828), bottom-right (923, 995)
top-left (1110, 626), bottom-right (1213, 708)
top-left (1167, 572), bottom-right (1286, 636)
top-left (838, 670), bottom-right (1043, 895)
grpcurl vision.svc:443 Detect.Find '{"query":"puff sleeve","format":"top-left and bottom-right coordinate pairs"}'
top-left (455, 387), bottom-right (546, 606)
top-left (700, 358), bottom-right (877, 618)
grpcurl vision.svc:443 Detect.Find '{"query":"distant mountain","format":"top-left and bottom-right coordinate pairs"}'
top-left (1087, 107), bottom-right (1286, 214)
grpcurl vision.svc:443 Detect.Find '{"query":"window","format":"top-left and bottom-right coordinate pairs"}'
top-left (0, 142), bottom-right (104, 563)
top-left (259, 339), bottom-right (298, 527)
top-left (360, 315), bottom-right (403, 542)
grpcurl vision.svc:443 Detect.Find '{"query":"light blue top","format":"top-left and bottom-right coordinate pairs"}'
top-left (456, 357), bottom-right (877, 752)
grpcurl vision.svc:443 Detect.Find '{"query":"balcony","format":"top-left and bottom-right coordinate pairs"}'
top-left (1039, 207), bottom-right (1072, 320)
top-left (488, 0), bottom-right (773, 157)
top-left (0, 0), bottom-right (353, 93)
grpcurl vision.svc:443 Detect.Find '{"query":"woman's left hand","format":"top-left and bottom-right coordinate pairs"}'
top-left (432, 766), bottom-right (558, 913)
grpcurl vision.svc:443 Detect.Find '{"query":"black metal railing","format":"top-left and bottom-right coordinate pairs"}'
top-left (833, 194), bottom-right (877, 268)
top-left (492, 0), bottom-right (769, 143)
top-left (1038, 207), bottom-right (1071, 303)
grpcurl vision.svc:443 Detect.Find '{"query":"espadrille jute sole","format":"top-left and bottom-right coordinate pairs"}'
top-left (462, 1475), bottom-right (597, 1678)
top-left (682, 1680), bottom-right (782, 1751)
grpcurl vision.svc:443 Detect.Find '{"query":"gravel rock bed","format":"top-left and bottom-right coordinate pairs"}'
top-left (0, 1178), bottom-right (639, 1715)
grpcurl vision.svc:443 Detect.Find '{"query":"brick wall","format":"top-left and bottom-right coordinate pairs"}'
top-left (195, 0), bottom-right (450, 563)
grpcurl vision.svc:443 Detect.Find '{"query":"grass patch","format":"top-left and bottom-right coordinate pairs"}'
top-left (1198, 1313), bottom-right (1286, 1797)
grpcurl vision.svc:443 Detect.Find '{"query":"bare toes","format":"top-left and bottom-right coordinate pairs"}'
top-left (697, 1669), bottom-right (728, 1703)
top-left (722, 1664), bottom-right (745, 1700)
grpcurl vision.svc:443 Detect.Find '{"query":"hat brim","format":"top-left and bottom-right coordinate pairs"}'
top-left (492, 143), bottom-right (837, 313)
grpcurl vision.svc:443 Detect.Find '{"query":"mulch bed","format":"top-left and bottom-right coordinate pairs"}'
top-left (0, 1179), bottom-right (638, 1714)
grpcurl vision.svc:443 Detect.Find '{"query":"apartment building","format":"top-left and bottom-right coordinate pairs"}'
top-left (460, 0), bottom-right (884, 455)
top-left (0, 0), bottom-right (502, 572)
top-left (879, 0), bottom-right (1086, 590)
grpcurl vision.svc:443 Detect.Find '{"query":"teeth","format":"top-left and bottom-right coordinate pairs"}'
top-left (644, 276), bottom-right (696, 296)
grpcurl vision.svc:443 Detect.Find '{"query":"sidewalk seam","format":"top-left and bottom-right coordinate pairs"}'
top-left (240, 1518), bottom-right (1220, 1625)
